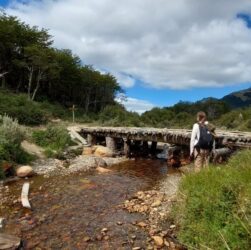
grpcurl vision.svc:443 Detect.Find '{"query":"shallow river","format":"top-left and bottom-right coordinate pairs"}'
top-left (1, 159), bottom-right (179, 249)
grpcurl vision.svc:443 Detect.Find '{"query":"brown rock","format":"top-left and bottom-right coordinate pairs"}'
top-left (137, 221), bottom-right (147, 228)
top-left (83, 236), bottom-right (91, 242)
top-left (152, 236), bottom-right (164, 247)
top-left (151, 200), bottom-right (161, 207)
top-left (131, 235), bottom-right (137, 240)
top-left (101, 228), bottom-right (108, 233)
top-left (94, 146), bottom-right (113, 157)
top-left (103, 235), bottom-right (110, 240)
top-left (82, 147), bottom-right (94, 155)
top-left (96, 167), bottom-right (111, 174)
top-left (164, 240), bottom-right (170, 247)
top-left (16, 166), bottom-right (34, 178)
top-left (96, 234), bottom-right (103, 241)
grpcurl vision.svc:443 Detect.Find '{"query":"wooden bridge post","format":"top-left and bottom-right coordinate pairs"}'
top-left (150, 141), bottom-right (157, 156)
top-left (142, 141), bottom-right (149, 156)
top-left (87, 134), bottom-right (96, 146)
top-left (106, 136), bottom-right (116, 153)
top-left (123, 139), bottom-right (131, 157)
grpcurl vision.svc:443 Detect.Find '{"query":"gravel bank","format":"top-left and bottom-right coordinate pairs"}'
top-left (32, 155), bottom-right (128, 177)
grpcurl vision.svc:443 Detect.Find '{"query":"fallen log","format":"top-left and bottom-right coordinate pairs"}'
top-left (212, 148), bottom-right (232, 163)
top-left (0, 233), bottom-right (21, 250)
top-left (68, 130), bottom-right (87, 145)
top-left (21, 182), bottom-right (31, 209)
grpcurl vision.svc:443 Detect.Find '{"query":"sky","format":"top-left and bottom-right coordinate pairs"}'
top-left (1, 0), bottom-right (251, 113)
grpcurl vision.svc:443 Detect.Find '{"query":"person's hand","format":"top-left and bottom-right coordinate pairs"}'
top-left (189, 153), bottom-right (194, 161)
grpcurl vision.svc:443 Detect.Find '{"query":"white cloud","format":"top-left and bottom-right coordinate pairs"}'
top-left (6, 0), bottom-right (251, 89)
top-left (116, 97), bottom-right (155, 114)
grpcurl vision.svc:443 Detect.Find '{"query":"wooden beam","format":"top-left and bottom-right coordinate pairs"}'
top-left (21, 182), bottom-right (31, 209)
top-left (123, 139), bottom-right (131, 157)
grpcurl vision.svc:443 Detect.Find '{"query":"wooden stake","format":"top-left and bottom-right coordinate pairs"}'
top-left (69, 105), bottom-right (77, 123)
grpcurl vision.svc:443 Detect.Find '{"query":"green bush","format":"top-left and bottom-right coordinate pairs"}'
top-left (0, 90), bottom-right (71, 125)
top-left (32, 125), bottom-right (72, 157)
top-left (172, 150), bottom-right (251, 249)
top-left (0, 91), bottom-right (47, 125)
top-left (99, 104), bottom-right (143, 127)
top-left (0, 115), bottom-right (31, 179)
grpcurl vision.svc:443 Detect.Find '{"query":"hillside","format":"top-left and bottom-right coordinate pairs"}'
top-left (222, 87), bottom-right (251, 108)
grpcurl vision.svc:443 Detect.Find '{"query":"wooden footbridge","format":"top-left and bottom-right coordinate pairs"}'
top-left (68, 126), bottom-right (251, 158)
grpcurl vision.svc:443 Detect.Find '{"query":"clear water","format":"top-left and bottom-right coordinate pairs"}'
top-left (0, 159), bottom-right (179, 249)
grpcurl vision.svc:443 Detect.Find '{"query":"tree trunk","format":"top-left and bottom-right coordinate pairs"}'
top-left (85, 89), bottom-right (91, 114)
top-left (0, 71), bottom-right (8, 88)
top-left (1, 77), bottom-right (5, 88)
top-left (27, 66), bottom-right (34, 100)
top-left (31, 69), bottom-right (42, 101)
top-left (16, 78), bottom-right (22, 93)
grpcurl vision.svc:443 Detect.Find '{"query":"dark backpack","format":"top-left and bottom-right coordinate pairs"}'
top-left (196, 124), bottom-right (214, 150)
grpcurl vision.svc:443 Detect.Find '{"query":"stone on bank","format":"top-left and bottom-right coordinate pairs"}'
top-left (16, 166), bottom-right (34, 178)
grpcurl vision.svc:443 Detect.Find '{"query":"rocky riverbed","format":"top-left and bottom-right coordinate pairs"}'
top-left (120, 173), bottom-right (184, 249)
top-left (1, 153), bottom-right (187, 249)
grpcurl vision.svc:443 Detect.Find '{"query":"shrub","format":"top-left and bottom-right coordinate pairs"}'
top-left (172, 150), bottom-right (251, 249)
top-left (0, 115), bottom-right (30, 179)
top-left (0, 91), bottom-right (47, 125)
top-left (0, 90), bottom-right (71, 125)
top-left (32, 125), bottom-right (72, 157)
top-left (99, 104), bottom-right (143, 127)
top-left (0, 114), bottom-right (26, 144)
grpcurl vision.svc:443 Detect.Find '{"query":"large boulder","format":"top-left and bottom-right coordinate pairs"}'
top-left (68, 156), bottom-right (97, 173)
top-left (95, 157), bottom-right (107, 167)
top-left (16, 166), bottom-right (34, 178)
top-left (21, 140), bottom-right (45, 159)
top-left (82, 147), bottom-right (94, 156)
top-left (94, 146), bottom-right (113, 157)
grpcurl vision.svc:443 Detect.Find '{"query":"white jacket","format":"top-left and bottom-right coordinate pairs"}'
top-left (190, 123), bottom-right (200, 155)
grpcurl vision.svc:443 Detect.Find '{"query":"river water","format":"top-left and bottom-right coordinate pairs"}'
top-left (0, 159), bottom-right (180, 249)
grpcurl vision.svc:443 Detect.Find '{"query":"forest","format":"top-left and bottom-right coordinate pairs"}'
top-left (0, 13), bottom-right (122, 114)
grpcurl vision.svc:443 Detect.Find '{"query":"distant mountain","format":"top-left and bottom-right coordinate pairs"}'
top-left (221, 87), bottom-right (251, 108)
top-left (197, 97), bottom-right (218, 104)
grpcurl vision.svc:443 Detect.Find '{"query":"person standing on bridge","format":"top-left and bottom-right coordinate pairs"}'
top-left (190, 111), bottom-right (215, 172)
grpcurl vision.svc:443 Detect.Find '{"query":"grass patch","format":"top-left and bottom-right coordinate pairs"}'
top-left (172, 150), bottom-right (251, 250)
top-left (32, 125), bottom-right (72, 157)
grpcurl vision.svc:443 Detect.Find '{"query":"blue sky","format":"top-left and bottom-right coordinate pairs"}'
top-left (0, 0), bottom-right (9, 7)
top-left (126, 80), bottom-right (251, 107)
top-left (2, 0), bottom-right (251, 112)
